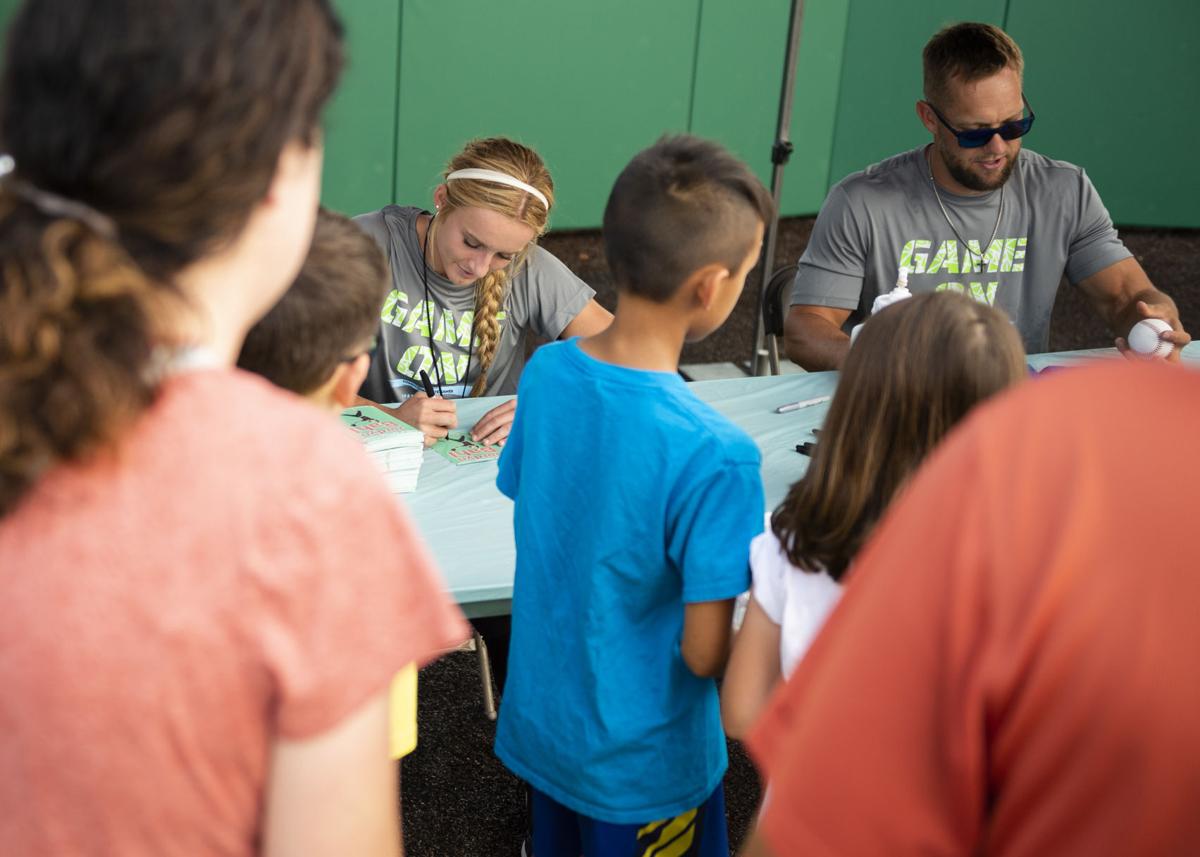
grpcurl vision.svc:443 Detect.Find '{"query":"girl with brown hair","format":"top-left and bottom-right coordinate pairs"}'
top-left (356, 137), bottom-right (611, 446)
top-left (723, 291), bottom-right (1026, 739)
top-left (0, 2), bottom-right (465, 854)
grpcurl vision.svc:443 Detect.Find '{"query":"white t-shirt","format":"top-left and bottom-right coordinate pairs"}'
top-left (749, 529), bottom-right (844, 677)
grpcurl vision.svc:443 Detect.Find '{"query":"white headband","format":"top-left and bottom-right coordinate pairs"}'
top-left (446, 168), bottom-right (549, 210)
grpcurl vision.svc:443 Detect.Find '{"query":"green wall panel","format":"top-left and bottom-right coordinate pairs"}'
top-left (320, 0), bottom-right (401, 216)
top-left (690, 0), bottom-right (793, 189)
top-left (778, 0), bottom-right (852, 215)
top-left (0, 0), bottom-right (19, 56)
top-left (0, 0), bottom-right (396, 216)
top-left (1006, 0), bottom-right (1200, 228)
top-left (827, 0), bottom-right (1006, 189)
top-left (690, 0), bottom-right (851, 218)
top-left (392, 0), bottom-right (698, 230)
top-left (2, 1), bottom-right (1197, 229)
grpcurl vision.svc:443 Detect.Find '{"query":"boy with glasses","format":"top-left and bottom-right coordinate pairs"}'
top-left (238, 207), bottom-right (387, 412)
top-left (784, 21), bottom-right (1189, 371)
top-left (238, 207), bottom-right (422, 763)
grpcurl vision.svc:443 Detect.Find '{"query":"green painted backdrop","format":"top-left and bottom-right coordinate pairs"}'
top-left (1005, 0), bottom-right (1200, 228)
top-left (826, 0), bottom-right (1200, 228)
top-left (324, 0), bottom-right (854, 227)
top-left (327, 0), bottom-right (1200, 229)
top-left (1, 1), bottom-right (1196, 228)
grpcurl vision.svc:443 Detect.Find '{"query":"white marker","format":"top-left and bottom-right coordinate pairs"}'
top-left (775, 395), bottom-right (832, 414)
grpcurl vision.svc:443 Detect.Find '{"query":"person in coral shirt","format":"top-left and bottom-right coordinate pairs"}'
top-left (744, 360), bottom-right (1200, 857)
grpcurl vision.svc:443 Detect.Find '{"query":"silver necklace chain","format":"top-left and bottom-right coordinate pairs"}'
top-left (926, 151), bottom-right (1004, 271)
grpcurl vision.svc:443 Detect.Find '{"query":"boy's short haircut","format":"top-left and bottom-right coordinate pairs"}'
top-left (602, 135), bottom-right (775, 303)
top-left (238, 207), bottom-right (388, 395)
top-left (923, 22), bottom-right (1024, 105)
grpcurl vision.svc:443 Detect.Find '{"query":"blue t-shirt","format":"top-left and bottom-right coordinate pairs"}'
top-left (494, 339), bottom-right (764, 823)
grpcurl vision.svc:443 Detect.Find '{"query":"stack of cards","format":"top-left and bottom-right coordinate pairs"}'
top-left (340, 405), bottom-right (425, 493)
top-left (432, 432), bottom-right (502, 466)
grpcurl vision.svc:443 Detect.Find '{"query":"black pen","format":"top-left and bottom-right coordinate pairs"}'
top-left (419, 369), bottom-right (436, 398)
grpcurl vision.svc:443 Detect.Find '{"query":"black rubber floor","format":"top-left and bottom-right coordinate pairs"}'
top-left (401, 651), bottom-right (763, 856)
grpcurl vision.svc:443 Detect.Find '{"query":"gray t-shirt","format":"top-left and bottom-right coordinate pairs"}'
top-left (355, 205), bottom-right (594, 403)
top-left (790, 146), bottom-right (1132, 353)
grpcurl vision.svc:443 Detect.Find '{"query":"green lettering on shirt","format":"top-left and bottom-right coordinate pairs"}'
top-left (927, 240), bottom-right (960, 275)
top-left (452, 311), bottom-right (475, 347)
top-left (1001, 239), bottom-right (1017, 273)
top-left (381, 289), bottom-right (409, 326)
top-left (901, 239), bottom-right (932, 274)
top-left (394, 346), bottom-right (467, 387)
top-left (394, 344), bottom-right (426, 376)
top-left (439, 351), bottom-right (469, 385)
top-left (1012, 237), bottom-right (1027, 273)
top-left (400, 299), bottom-right (435, 337)
top-left (460, 310), bottom-right (509, 348)
top-left (432, 308), bottom-right (467, 345)
top-left (969, 281), bottom-right (999, 305)
top-left (936, 281), bottom-right (998, 306)
top-left (964, 240), bottom-right (995, 275)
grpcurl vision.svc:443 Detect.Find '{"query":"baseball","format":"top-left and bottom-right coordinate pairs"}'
top-left (1127, 318), bottom-right (1173, 358)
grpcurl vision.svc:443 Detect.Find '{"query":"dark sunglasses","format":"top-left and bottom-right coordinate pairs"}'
top-left (926, 95), bottom-right (1035, 148)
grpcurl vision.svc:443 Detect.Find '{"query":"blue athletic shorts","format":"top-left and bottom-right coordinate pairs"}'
top-left (530, 784), bottom-right (728, 857)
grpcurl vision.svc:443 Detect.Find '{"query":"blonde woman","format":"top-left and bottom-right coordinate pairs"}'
top-left (356, 137), bottom-right (611, 446)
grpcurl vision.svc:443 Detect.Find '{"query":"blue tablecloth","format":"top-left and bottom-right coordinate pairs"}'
top-left (406, 344), bottom-right (1199, 617)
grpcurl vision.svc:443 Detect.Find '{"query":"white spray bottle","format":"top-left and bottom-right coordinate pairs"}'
top-left (849, 265), bottom-right (912, 345)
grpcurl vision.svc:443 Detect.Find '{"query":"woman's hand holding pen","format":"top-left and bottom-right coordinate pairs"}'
top-left (391, 395), bottom-right (457, 447)
top-left (352, 393), bottom-right (456, 447)
top-left (471, 398), bottom-right (517, 446)
top-left (376, 368), bottom-right (454, 447)
top-left (375, 370), bottom-right (512, 447)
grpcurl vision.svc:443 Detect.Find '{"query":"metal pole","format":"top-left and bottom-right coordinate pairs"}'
top-left (752, 0), bottom-right (805, 376)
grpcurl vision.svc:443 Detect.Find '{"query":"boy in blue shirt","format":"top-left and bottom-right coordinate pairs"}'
top-left (495, 136), bottom-right (774, 856)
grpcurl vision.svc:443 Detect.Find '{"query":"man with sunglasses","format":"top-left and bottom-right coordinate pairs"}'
top-left (783, 21), bottom-right (1189, 371)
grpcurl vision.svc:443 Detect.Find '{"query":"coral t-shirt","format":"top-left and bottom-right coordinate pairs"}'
top-left (0, 369), bottom-right (467, 857)
top-left (750, 360), bottom-right (1200, 856)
